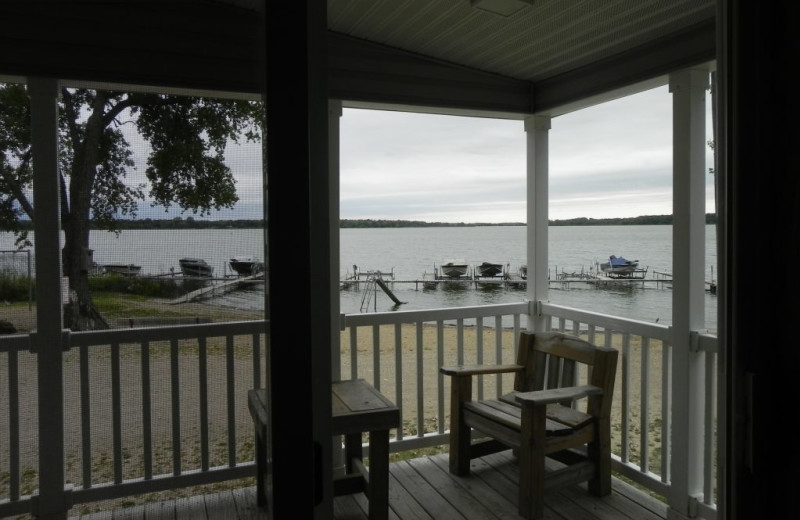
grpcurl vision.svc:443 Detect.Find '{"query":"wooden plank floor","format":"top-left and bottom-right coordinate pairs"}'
top-left (69, 451), bottom-right (668, 520)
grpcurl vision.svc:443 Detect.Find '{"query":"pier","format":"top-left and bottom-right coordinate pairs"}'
top-left (340, 269), bottom-right (716, 293)
top-left (169, 272), bottom-right (264, 304)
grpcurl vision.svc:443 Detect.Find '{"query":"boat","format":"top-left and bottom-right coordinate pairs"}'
top-left (475, 261), bottom-right (505, 278)
top-left (102, 263), bottom-right (141, 276)
top-left (518, 264), bottom-right (527, 279)
top-left (439, 259), bottom-right (469, 278)
top-left (599, 255), bottom-right (639, 276)
top-left (229, 258), bottom-right (264, 276)
top-left (179, 257), bottom-right (214, 277)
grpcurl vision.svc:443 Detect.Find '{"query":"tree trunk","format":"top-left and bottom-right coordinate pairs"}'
top-left (62, 224), bottom-right (108, 331)
top-left (62, 91), bottom-right (110, 331)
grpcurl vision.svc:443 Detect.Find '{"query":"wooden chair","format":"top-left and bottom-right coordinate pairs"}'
top-left (440, 331), bottom-right (619, 519)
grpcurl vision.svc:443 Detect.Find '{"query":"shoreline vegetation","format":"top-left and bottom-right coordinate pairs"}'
top-left (9, 213), bottom-right (718, 231)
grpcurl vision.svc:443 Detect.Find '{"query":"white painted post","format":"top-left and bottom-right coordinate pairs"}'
top-left (28, 77), bottom-right (69, 519)
top-left (668, 68), bottom-right (710, 520)
top-left (524, 115), bottom-right (551, 332)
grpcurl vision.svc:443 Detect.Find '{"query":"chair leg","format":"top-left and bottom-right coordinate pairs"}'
top-left (588, 418), bottom-right (612, 496)
top-left (448, 376), bottom-right (472, 476)
top-left (519, 403), bottom-right (546, 519)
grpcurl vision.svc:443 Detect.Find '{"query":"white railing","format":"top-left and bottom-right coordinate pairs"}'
top-left (0, 302), bottom-right (717, 518)
top-left (341, 300), bottom-right (719, 518)
top-left (0, 320), bottom-right (268, 517)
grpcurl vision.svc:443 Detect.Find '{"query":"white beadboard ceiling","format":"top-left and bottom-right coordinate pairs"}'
top-left (0, 0), bottom-right (716, 115)
top-left (325, 0), bottom-right (716, 84)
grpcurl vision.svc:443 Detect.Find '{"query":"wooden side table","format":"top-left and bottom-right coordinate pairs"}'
top-left (248, 378), bottom-right (399, 520)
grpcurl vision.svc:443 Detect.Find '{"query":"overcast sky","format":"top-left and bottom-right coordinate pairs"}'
top-left (339, 84), bottom-right (716, 223)
top-left (135, 84), bottom-right (715, 223)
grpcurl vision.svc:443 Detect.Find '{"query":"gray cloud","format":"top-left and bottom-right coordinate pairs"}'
top-left (130, 84), bottom-right (716, 223)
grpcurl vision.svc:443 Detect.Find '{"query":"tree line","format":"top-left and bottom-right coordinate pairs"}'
top-left (12, 213), bottom-right (717, 230)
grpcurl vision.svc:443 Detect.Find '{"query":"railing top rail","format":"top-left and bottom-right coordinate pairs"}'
top-left (68, 319), bottom-right (269, 346)
top-left (342, 301), bottom-right (529, 327)
top-left (541, 301), bottom-right (673, 341)
top-left (0, 333), bottom-right (30, 353)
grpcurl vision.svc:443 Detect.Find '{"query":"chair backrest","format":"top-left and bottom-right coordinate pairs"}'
top-left (513, 331), bottom-right (618, 417)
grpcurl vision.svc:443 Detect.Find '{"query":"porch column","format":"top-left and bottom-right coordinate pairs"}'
top-left (265, 0), bottom-right (332, 517)
top-left (668, 68), bottom-right (709, 520)
top-left (329, 99), bottom-right (345, 476)
top-left (524, 115), bottom-right (551, 331)
top-left (28, 77), bottom-right (69, 518)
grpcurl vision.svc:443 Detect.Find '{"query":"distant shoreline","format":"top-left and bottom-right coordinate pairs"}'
top-left (11, 213), bottom-right (718, 231)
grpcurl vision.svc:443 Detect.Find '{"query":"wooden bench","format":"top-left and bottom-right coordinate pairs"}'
top-left (248, 378), bottom-right (399, 520)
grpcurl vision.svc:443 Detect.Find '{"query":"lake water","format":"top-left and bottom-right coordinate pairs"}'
top-left (0, 225), bottom-right (718, 330)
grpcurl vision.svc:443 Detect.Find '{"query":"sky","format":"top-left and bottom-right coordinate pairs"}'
top-left (133, 84), bottom-right (716, 223)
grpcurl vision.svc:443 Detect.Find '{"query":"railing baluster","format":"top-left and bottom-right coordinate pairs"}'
top-left (703, 348), bottom-right (716, 504)
top-left (372, 324), bottom-right (381, 391)
top-left (661, 340), bottom-right (672, 484)
top-left (393, 323), bottom-right (403, 441)
top-left (415, 322), bottom-right (423, 438)
top-left (226, 335), bottom-right (236, 467)
top-left (111, 342), bottom-right (122, 483)
top-left (436, 320), bottom-right (446, 435)
top-left (349, 325), bottom-right (358, 379)
top-left (494, 315), bottom-right (503, 396)
top-left (619, 331), bottom-right (630, 465)
top-left (170, 338), bottom-right (181, 476)
top-left (79, 344), bottom-right (91, 488)
top-left (640, 336), bottom-right (651, 473)
top-left (252, 332), bottom-right (261, 390)
top-left (476, 319), bottom-right (484, 400)
top-left (8, 349), bottom-right (20, 500)
top-left (456, 318), bottom-right (464, 365)
top-left (198, 336), bottom-right (209, 472)
top-left (141, 341), bottom-right (152, 480)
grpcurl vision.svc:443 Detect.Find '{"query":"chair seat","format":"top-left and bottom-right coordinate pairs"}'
top-left (465, 398), bottom-right (594, 437)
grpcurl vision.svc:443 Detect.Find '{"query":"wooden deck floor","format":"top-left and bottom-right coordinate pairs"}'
top-left (69, 451), bottom-right (668, 520)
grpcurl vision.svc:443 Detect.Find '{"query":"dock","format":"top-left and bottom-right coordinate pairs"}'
top-left (341, 273), bottom-right (716, 293)
top-left (169, 273), bottom-right (264, 304)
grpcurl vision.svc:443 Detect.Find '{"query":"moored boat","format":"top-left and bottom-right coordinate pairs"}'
top-left (439, 259), bottom-right (469, 278)
top-left (599, 255), bottom-right (639, 276)
top-left (103, 263), bottom-right (141, 276)
top-left (476, 261), bottom-right (505, 278)
top-left (229, 258), bottom-right (264, 276)
top-left (518, 264), bottom-right (527, 279)
top-left (179, 257), bottom-right (214, 277)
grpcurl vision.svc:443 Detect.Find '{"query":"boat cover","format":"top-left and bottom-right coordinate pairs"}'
top-left (608, 256), bottom-right (634, 266)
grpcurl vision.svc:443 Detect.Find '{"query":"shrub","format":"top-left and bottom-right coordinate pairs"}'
top-left (0, 271), bottom-right (35, 302)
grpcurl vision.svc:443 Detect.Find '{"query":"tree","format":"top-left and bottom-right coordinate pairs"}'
top-left (0, 83), bottom-right (261, 330)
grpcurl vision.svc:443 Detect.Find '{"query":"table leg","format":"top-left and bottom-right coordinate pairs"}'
top-left (368, 429), bottom-right (390, 520)
top-left (255, 427), bottom-right (265, 507)
top-left (344, 432), bottom-right (362, 473)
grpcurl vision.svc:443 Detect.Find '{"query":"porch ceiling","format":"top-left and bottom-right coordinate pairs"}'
top-left (0, 0), bottom-right (716, 116)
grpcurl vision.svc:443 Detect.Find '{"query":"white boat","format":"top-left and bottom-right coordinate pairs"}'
top-left (102, 263), bottom-right (141, 276)
top-left (476, 261), bottom-right (504, 278)
top-left (229, 258), bottom-right (264, 276)
top-left (179, 257), bottom-right (214, 277)
top-left (439, 259), bottom-right (469, 278)
top-left (599, 255), bottom-right (639, 276)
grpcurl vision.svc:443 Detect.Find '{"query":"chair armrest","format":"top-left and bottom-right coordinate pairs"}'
top-left (440, 364), bottom-right (523, 377)
top-left (515, 384), bottom-right (602, 406)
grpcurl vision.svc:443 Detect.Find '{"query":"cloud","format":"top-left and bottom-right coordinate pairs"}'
top-left (339, 84), bottom-right (716, 222)
top-left (125, 83), bottom-right (716, 223)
